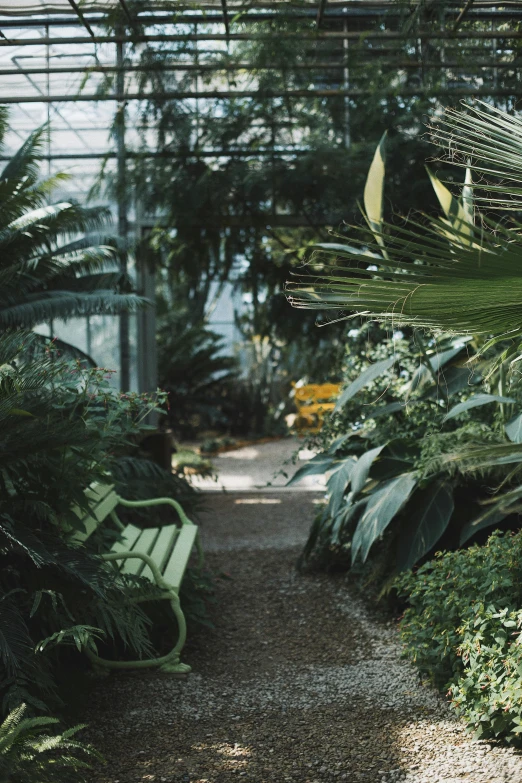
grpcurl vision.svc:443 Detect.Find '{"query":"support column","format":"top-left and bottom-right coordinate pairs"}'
top-left (116, 32), bottom-right (130, 391)
top-left (343, 18), bottom-right (350, 149)
top-left (136, 202), bottom-right (158, 396)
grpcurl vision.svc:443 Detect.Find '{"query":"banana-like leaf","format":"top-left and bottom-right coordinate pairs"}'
top-left (397, 480), bottom-right (454, 571)
top-left (443, 393), bottom-right (515, 423)
top-left (352, 471), bottom-right (418, 563)
top-left (334, 356), bottom-right (396, 413)
top-left (327, 457), bottom-right (357, 516)
top-left (371, 401), bottom-right (410, 418)
top-left (286, 453), bottom-right (334, 486)
top-left (363, 131), bottom-right (387, 250)
top-left (331, 498), bottom-right (367, 546)
top-left (421, 365), bottom-right (482, 400)
top-left (506, 413), bottom-right (522, 444)
top-left (350, 445), bottom-right (386, 495)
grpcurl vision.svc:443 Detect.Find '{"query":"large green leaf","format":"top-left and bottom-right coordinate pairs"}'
top-left (350, 445), bottom-right (386, 495)
top-left (286, 453), bottom-right (334, 487)
top-left (327, 457), bottom-right (357, 517)
top-left (505, 413), bottom-right (522, 444)
top-left (443, 393), bottom-right (515, 422)
top-left (397, 480), bottom-right (454, 571)
top-left (334, 356), bottom-right (396, 413)
top-left (351, 472), bottom-right (418, 563)
top-left (330, 498), bottom-right (368, 546)
top-left (422, 365), bottom-right (481, 400)
top-left (460, 504), bottom-right (516, 545)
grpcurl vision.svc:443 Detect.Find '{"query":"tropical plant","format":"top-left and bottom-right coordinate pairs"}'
top-left (0, 703), bottom-right (101, 783)
top-left (0, 112), bottom-right (142, 339)
top-left (290, 329), bottom-right (516, 574)
top-left (286, 103), bottom-right (522, 370)
top-left (0, 331), bottom-right (168, 713)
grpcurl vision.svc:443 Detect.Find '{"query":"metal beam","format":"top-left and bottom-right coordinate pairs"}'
top-left (3, 30), bottom-right (522, 48)
top-left (0, 60), bottom-right (518, 78)
top-left (221, 0), bottom-right (230, 38)
top-left (66, 0), bottom-right (95, 38)
top-left (0, 86), bottom-right (518, 104)
top-left (316, 0), bottom-right (328, 29)
top-left (0, 8), bottom-right (521, 29)
top-left (0, 149), bottom-right (311, 161)
top-left (454, 0), bottom-right (475, 30)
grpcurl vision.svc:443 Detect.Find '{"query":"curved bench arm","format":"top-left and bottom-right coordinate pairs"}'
top-left (113, 497), bottom-right (204, 569)
top-left (116, 495), bottom-right (192, 526)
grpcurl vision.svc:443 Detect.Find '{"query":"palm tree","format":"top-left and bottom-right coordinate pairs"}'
top-left (286, 102), bottom-right (522, 366)
top-left (0, 112), bottom-right (142, 335)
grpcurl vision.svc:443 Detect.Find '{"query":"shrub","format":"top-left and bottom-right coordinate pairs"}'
top-left (397, 531), bottom-right (522, 743)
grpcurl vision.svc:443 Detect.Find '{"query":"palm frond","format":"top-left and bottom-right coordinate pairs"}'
top-left (0, 291), bottom-right (146, 329)
top-left (429, 101), bottom-right (522, 210)
top-left (287, 216), bottom-right (522, 341)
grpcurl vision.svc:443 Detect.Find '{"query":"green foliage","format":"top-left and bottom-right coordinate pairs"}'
top-left (0, 703), bottom-right (101, 783)
top-left (294, 328), bottom-right (510, 574)
top-left (0, 113), bottom-right (142, 336)
top-left (291, 124), bottom-right (522, 577)
top-left (397, 532), bottom-right (522, 744)
top-left (0, 331), bottom-right (168, 713)
top-left (287, 103), bottom-right (522, 377)
top-left (156, 307), bottom-right (238, 437)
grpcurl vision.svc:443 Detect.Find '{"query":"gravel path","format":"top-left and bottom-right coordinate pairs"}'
top-left (191, 438), bottom-right (325, 491)
top-left (87, 489), bottom-right (522, 783)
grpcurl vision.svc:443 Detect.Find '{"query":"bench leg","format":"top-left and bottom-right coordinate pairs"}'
top-left (84, 590), bottom-right (191, 677)
top-left (157, 593), bottom-right (191, 675)
top-left (84, 551), bottom-right (192, 676)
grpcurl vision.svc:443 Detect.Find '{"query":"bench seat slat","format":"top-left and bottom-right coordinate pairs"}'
top-left (120, 528), bottom-right (160, 576)
top-left (162, 525), bottom-right (198, 591)
top-left (84, 483), bottom-right (115, 504)
top-left (147, 525), bottom-right (179, 576)
top-left (110, 524), bottom-right (142, 558)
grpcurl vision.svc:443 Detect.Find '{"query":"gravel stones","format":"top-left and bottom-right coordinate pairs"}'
top-left (86, 490), bottom-right (522, 783)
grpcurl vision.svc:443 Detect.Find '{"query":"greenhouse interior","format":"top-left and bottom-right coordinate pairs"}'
top-left (5, 1), bottom-right (522, 782)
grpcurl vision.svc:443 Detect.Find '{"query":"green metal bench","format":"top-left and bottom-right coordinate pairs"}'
top-left (72, 483), bottom-right (204, 676)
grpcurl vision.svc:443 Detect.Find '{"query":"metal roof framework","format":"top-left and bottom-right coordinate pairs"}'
top-left (2, 0), bottom-right (522, 390)
top-left (0, 3), bottom-right (521, 174)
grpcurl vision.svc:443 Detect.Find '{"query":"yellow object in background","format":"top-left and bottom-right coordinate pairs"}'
top-left (292, 383), bottom-right (341, 434)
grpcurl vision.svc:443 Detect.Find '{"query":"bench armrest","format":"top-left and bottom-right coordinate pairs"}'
top-left (115, 496), bottom-right (194, 527)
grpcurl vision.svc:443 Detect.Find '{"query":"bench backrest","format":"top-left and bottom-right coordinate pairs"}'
top-left (72, 482), bottom-right (119, 543)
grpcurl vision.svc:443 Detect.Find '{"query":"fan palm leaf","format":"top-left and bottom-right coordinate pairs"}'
top-left (287, 102), bottom-right (522, 362)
